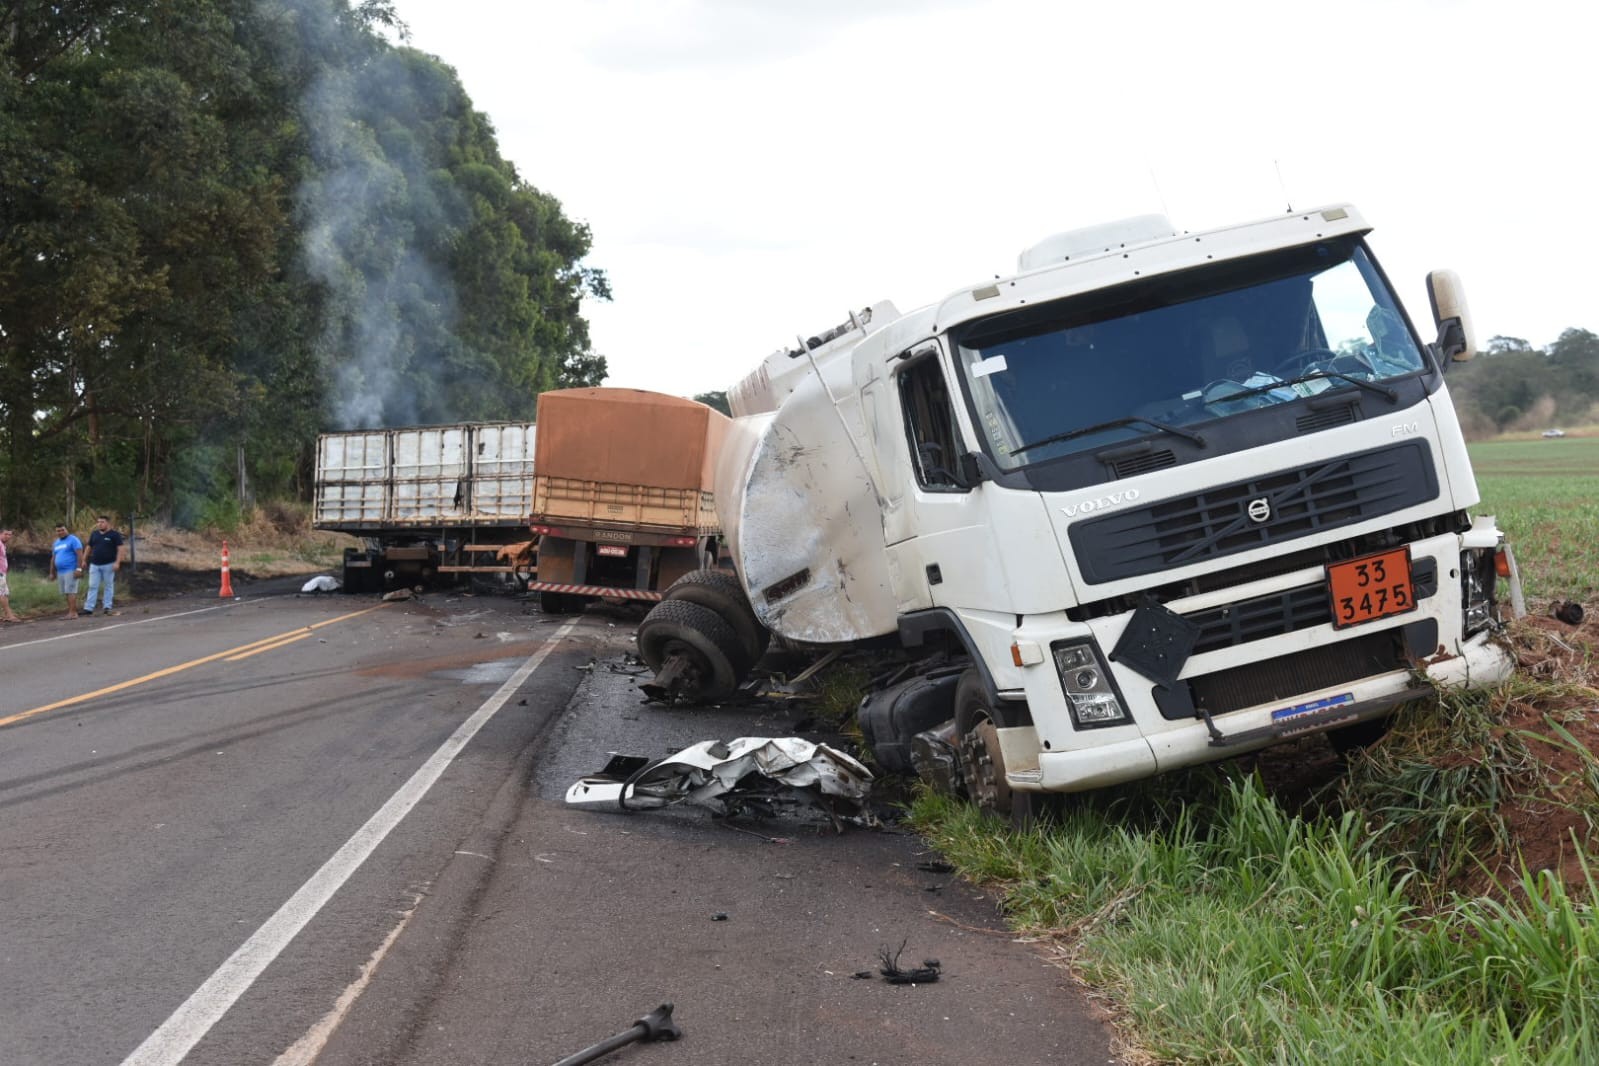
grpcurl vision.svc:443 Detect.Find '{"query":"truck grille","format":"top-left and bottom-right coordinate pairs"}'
top-left (1072, 442), bottom-right (1437, 583)
top-left (1189, 621), bottom-right (1435, 715)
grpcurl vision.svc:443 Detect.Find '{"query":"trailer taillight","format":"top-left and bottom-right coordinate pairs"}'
top-left (531, 524), bottom-right (561, 537)
top-left (668, 535), bottom-right (697, 547)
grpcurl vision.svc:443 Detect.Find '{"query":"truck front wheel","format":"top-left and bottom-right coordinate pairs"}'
top-left (953, 669), bottom-right (1061, 830)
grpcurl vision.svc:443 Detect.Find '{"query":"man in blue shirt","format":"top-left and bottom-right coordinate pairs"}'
top-left (84, 514), bottom-right (127, 616)
top-left (48, 523), bottom-right (86, 619)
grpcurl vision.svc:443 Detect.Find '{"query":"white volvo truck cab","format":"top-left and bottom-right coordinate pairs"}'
top-left (639, 205), bottom-right (1522, 822)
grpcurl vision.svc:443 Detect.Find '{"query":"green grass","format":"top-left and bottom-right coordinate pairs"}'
top-left (1339, 681), bottom-right (1599, 892)
top-left (911, 773), bottom-right (1599, 1064)
top-left (1470, 436), bottom-right (1599, 602)
top-left (5, 569), bottom-right (66, 617)
top-left (4, 567), bottom-right (141, 619)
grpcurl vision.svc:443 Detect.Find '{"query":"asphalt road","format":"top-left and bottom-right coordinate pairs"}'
top-left (0, 587), bottom-right (1119, 1066)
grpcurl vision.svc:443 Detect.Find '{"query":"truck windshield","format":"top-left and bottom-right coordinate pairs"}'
top-left (953, 239), bottom-right (1427, 471)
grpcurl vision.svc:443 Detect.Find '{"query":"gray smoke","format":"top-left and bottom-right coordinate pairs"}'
top-left (287, 0), bottom-right (464, 430)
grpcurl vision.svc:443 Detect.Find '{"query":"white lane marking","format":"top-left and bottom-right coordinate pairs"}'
top-left (119, 617), bottom-right (582, 1066)
top-left (0, 603), bottom-right (233, 652)
top-left (270, 894), bottom-right (422, 1066)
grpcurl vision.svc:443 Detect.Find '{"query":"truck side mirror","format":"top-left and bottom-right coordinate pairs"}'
top-left (956, 451), bottom-right (985, 487)
top-left (1426, 269), bottom-right (1476, 364)
top-left (915, 443), bottom-right (986, 490)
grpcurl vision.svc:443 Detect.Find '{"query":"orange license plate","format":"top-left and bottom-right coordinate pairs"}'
top-left (1327, 547), bottom-right (1417, 629)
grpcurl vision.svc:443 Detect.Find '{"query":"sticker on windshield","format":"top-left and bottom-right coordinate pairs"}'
top-left (971, 354), bottom-right (1008, 378)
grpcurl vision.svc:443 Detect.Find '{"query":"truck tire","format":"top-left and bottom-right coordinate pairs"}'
top-left (953, 669), bottom-right (1062, 830)
top-left (663, 569), bottom-right (769, 665)
top-left (636, 599), bottom-right (752, 703)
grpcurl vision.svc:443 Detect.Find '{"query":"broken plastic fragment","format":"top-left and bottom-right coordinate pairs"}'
top-left (565, 737), bottom-right (873, 818)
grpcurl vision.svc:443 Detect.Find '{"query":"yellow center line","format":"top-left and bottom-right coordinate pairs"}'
top-left (225, 631), bottom-right (315, 662)
top-left (0, 603), bottom-right (390, 730)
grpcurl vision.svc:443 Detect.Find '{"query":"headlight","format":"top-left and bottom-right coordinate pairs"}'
top-left (1052, 641), bottom-right (1130, 729)
top-left (1460, 547), bottom-right (1496, 634)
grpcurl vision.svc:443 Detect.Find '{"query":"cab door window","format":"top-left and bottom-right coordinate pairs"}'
top-left (899, 355), bottom-right (967, 492)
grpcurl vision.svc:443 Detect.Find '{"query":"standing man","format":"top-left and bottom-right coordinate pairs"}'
top-left (85, 514), bottom-right (127, 616)
top-left (0, 528), bottom-right (19, 622)
top-left (47, 523), bottom-right (86, 619)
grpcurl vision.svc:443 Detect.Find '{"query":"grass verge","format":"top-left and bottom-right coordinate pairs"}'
top-left (912, 772), bottom-right (1599, 1064)
top-left (908, 619), bottom-right (1599, 1064)
top-left (5, 570), bottom-right (71, 618)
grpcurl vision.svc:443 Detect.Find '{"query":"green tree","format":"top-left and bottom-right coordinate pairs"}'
top-left (694, 390), bottom-right (731, 416)
top-left (0, 0), bottom-right (607, 525)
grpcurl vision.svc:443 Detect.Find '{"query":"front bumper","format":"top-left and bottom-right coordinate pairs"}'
top-left (1017, 625), bottom-right (1516, 794)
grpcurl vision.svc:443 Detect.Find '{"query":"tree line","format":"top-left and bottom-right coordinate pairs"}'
top-left (1448, 329), bottom-right (1599, 438)
top-left (1, 0), bottom-right (609, 529)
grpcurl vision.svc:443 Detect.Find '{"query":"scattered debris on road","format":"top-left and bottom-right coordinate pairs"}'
top-left (878, 940), bottom-right (942, 985)
top-left (551, 1002), bottom-right (682, 1066)
top-left (564, 736), bottom-right (873, 826)
top-left (300, 574), bottom-right (340, 593)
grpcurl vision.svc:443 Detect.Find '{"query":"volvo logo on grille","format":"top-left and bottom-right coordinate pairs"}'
top-left (1060, 488), bottom-right (1140, 518)
top-left (1247, 497), bottom-right (1271, 523)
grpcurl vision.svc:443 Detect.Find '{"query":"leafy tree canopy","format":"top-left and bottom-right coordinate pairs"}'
top-left (0, 0), bottom-right (608, 527)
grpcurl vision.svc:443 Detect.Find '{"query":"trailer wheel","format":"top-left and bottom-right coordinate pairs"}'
top-left (663, 569), bottom-right (769, 665)
top-left (637, 599), bottom-right (752, 703)
top-left (953, 669), bottom-right (1062, 830)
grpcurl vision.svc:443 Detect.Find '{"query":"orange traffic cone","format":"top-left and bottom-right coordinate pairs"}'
top-left (220, 539), bottom-right (234, 598)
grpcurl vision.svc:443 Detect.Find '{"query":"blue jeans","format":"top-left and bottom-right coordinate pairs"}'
top-left (86, 563), bottom-right (116, 610)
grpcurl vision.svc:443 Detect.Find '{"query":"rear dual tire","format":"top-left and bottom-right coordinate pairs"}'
top-left (636, 599), bottom-right (753, 703)
top-left (662, 569), bottom-right (768, 665)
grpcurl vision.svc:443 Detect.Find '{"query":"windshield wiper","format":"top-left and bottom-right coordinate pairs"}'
top-left (1012, 416), bottom-right (1206, 456)
top-left (1218, 369), bottom-right (1399, 405)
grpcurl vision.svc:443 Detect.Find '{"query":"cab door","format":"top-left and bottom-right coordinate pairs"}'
top-left (876, 348), bottom-right (1074, 616)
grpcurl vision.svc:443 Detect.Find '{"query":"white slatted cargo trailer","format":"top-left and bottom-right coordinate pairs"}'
top-left (313, 422), bottom-right (537, 592)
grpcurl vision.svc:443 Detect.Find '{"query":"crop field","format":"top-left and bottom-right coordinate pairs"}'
top-left (1470, 434), bottom-right (1599, 604)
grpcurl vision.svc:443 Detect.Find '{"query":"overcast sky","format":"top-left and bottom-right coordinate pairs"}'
top-left (386, 0), bottom-right (1598, 397)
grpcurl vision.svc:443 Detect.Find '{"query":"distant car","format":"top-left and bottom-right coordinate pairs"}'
top-left (1542, 428), bottom-right (1566, 438)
